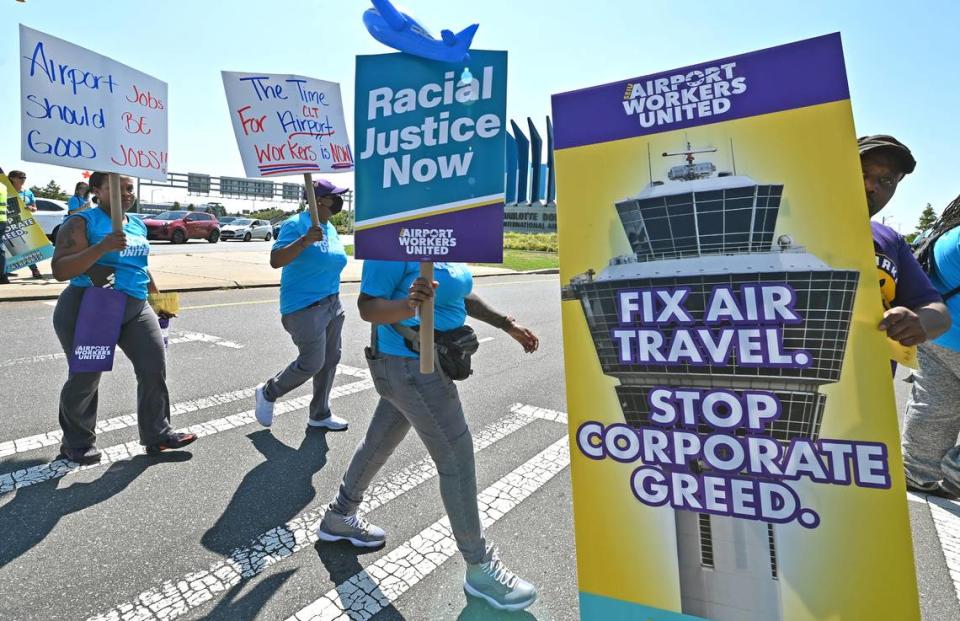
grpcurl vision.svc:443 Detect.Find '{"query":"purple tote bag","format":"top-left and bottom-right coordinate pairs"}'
top-left (68, 286), bottom-right (127, 373)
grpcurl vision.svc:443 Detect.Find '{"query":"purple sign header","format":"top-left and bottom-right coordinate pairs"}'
top-left (551, 33), bottom-right (849, 149)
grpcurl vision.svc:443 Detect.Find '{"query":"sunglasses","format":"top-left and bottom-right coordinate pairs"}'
top-left (10, 175), bottom-right (25, 180)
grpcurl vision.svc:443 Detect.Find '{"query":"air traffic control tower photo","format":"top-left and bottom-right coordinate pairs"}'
top-left (563, 143), bottom-right (860, 621)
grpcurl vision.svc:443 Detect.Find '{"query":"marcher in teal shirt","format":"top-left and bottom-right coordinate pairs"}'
top-left (316, 255), bottom-right (542, 612)
top-left (67, 182), bottom-right (90, 214)
top-left (49, 171), bottom-right (196, 465)
top-left (254, 179), bottom-right (351, 432)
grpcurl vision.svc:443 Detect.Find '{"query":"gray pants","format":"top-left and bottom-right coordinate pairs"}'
top-left (902, 342), bottom-right (960, 493)
top-left (52, 285), bottom-right (173, 449)
top-left (331, 352), bottom-right (486, 564)
top-left (263, 295), bottom-right (344, 422)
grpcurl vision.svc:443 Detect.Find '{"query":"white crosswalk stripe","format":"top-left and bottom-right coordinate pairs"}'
top-left (86, 404), bottom-right (568, 621)
top-left (0, 375), bottom-right (375, 495)
top-left (0, 365), bottom-right (368, 459)
top-left (927, 496), bottom-right (960, 600)
top-left (0, 330), bottom-right (245, 370)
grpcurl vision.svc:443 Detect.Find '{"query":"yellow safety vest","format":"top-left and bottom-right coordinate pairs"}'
top-left (0, 184), bottom-right (7, 224)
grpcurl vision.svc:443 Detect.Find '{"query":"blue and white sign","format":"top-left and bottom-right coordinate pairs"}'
top-left (354, 50), bottom-right (507, 262)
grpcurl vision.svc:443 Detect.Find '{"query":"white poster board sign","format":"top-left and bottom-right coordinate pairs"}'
top-left (19, 25), bottom-right (169, 181)
top-left (222, 71), bottom-right (353, 177)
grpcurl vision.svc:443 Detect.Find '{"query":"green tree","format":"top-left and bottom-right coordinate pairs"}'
top-left (917, 203), bottom-right (937, 233)
top-left (249, 207), bottom-right (286, 221)
top-left (172, 201), bottom-right (181, 209)
top-left (30, 180), bottom-right (68, 200)
top-left (206, 202), bottom-right (226, 218)
top-left (186, 203), bottom-right (196, 211)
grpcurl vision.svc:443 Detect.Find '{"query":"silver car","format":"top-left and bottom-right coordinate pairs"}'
top-left (219, 218), bottom-right (273, 242)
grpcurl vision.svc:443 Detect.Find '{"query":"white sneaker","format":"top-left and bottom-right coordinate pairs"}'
top-left (307, 413), bottom-right (348, 431)
top-left (254, 384), bottom-right (275, 427)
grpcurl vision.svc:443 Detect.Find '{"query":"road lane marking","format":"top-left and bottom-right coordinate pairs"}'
top-left (0, 352), bottom-right (65, 368)
top-left (168, 330), bottom-right (244, 349)
top-left (0, 375), bottom-right (375, 495)
top-left (928, 496), bottom-right (960, 602)
top-left (478, 337), bottom-right (494, 344)
top-left (180, 292), bottom-right (357, 311)
top-left (0, 365), bottom-right (368, 459)
top-left (0, 330), bottom-right (247, 370)
top-left (86, 403), bottom-right (567, 621)
top-left (288, 436), bottom-right (570, 621)
top-left (173, 277), bottom-right (557, 311)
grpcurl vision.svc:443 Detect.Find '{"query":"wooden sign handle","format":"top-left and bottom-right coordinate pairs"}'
top-left (303, 173), bottom-right (321, 227)
top-left (419, 261), bottom-right (435, 374)
top-left (109, 172), bottom-right (124, 232)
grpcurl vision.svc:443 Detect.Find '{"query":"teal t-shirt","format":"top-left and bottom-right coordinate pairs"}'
top-left (361, 261), bottom-right (473, 358)
top-left (69, 208), bottom-right (151, 299)
top-left (932, 226), bottom-right (960, 351)
top-left (275, 212), bottom-right (348, 315)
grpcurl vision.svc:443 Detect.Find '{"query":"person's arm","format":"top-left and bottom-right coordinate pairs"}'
top-left (880, 233), bottom-right (953, 346)
top-left (50, 216), bottom-right (126, 281)
top-left (358, 277), bottom-right (435, 324)
top-left (269, 225), bottom-right (324, 269)
top-left (464, 292), bottom-right (539, 353)
top-left (879, 302), bottom-right (951, 346)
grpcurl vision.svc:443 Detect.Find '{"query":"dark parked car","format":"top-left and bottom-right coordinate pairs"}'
top-left (143, 211), bottom-right (221, 244)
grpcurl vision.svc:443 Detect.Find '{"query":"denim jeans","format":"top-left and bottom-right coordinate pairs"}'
top-left (902, 342), bottom-right (960, 492)
top-left (263, 294), bottom-right (345, 421)
top-left (331, 351), bottom-right (486, 564)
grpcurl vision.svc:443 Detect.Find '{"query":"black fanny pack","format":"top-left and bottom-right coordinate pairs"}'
top-left (392, 323), bottom-right (479, 381)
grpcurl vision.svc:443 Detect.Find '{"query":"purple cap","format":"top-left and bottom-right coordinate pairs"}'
top-left (305, 178), bottom-right (349, 200)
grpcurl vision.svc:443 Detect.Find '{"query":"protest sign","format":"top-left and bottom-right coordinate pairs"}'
top-left (1, 171), bottom-right (53, 272)
top-left (221, 72), bottom-right (353, 177)
top-left (353, 51), bottom-right (507, 263)
top-left (552, 33), bottom-right (920, 620)
top-left (19, 25), bottom-right (169, 182)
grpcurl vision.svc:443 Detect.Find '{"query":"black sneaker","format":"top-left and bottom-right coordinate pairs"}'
top-left (30, 269), bottom-right (43, 279)
top-left (0, 277), bottom-right (9, 285)
top-left (58, 445), bottom-right (102, 465)
top-left (145, 431), bottom-right (197, 455)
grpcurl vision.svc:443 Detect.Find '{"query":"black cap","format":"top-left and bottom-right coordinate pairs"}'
top-left (858, 134), bottom-right (916, 175)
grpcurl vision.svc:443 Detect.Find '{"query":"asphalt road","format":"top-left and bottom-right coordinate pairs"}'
top-left (0, 275), bottom-right (573, 621)
top-left (1, 275), bottom-right (958, 620)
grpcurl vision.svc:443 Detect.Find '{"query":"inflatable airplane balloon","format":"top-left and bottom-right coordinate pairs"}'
top-left (363, 0), bottom-right (479, 63)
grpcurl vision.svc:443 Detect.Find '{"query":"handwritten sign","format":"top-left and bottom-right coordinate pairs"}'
top-left (221, 72), bottom-right (353, 177)
top-left (19, 25), bottom-right (169, 181)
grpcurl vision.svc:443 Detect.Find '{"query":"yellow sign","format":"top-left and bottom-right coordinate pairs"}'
top-left (1, 172), bottom-right (54, 273)
top-left (552, 34), bottom-right (919, 620)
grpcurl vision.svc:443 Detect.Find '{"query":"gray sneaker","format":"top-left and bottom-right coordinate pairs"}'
top-left (464, 546), bottom-right (538, 611)
top-left (316, 508), bottom-right (386, 548)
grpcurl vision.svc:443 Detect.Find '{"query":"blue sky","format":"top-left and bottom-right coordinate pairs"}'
top-left (2, 0), bottom-right (956, 231)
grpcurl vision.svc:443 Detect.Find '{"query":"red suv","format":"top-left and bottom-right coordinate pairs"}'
top-left (143, 211), bottom-right (221, 244)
